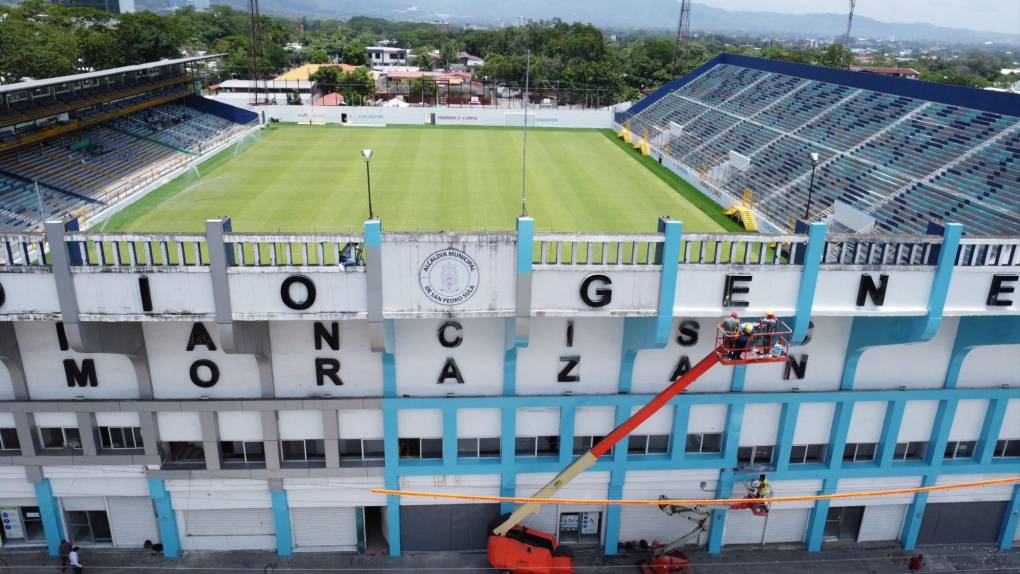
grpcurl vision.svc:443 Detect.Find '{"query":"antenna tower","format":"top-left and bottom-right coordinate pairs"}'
top-left (841, 0), bottom-right (856, 69)
top-left (671, 0), bottom-right (692, 77)
top-left (247, 0), bottom-right (268, 105)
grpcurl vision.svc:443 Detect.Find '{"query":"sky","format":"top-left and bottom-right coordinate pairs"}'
top-left (697, 0), bottom-right (1020, 35)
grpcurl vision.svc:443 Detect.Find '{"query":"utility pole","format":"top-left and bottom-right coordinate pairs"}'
top-left (841, 0), bottom-right (856, 69)
top-left (671, 0), bottom-right (692, 77)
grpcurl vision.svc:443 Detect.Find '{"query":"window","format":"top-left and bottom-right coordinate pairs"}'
top-left (281, 440), bottom-right (326, 463)
top-left (457, 438), bottom-right (501, 458)
top-left (572, 435), bottom-right (607, 455)
top-left (943, 441), bottom-right (976, 460)
top-left (39, 428), bottom-right (81, 450)
top-left (339, 438), bottom-right (384, 461)
top-left (685, 433), bottom-right (722, 454)
top-left (994, 439), bottom-right (1020, 458)
top-left (893, 441), bottom-right (928, 461)
top-left (0, 428), bottom-right (20, 451)
top-left (220, 441), bottom-right (266, 466)
top-left (628, 435), bottom-right (670, 456)
top-left (162, 442), bottom-right (205, 466)
top-left (842, 442), bottom-right (877, 463)
top-left (98, 427), bottom-right (143, 450)
top-left (398, 438), bottom-right (442, 460)
top-left (737, 445), bottom-right (774, 465)
top-left (789, 444), bottom-right (827, 464)
top-left (515, 436), bottom-right (559, 457)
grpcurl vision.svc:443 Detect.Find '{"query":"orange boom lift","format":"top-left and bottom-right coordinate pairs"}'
top-left (487, 321), bottom-right (792, 574)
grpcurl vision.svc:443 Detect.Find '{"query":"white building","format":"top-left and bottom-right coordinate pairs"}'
top-left (0, 218), bottom-right (1018, 558)
top-left (367, 47), bottom-right (410, 67)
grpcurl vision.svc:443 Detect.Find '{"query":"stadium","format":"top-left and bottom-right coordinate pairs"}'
top-left (0, 46), bottom-right (1018, 571)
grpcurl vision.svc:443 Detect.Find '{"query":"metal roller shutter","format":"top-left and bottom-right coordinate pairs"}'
top-left (185, 509), bottom-right (275, 536)
top-left (523, 504), bottom-right (558, 535)
top-left (292, 508), bottom-right (358, 550)
top-left (763, 509), bottom-right (808, 543)
top-left (723, 510), bottom-right (765, 545)
top-left (108, 497), bottom-right (159, 548)
top-left (858, 505), bottom-right (906, 542)
top-left (61, 497), bottom-right (107, 511)
top-left (400, 504), bottom-right (500, 551)
top-left (0, 498), bottom-right (39, 507)
top-left (619, 505), bottom-right (706, 546)
top-left (918, 502), bottom-right (1006, 545)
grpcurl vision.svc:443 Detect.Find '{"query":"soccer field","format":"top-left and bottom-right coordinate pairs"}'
top-left (99, 125), bottom-right (740, 233)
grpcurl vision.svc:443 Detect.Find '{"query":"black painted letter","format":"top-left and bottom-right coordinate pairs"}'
top-left (677, 320), bottom-right (700, 347)
top-left (670, 355), bottom-right (692, 381)
top-left (856, 274), bottom-right (889, 306)
top-left (314, 322), bottom-right (340, 350)
top-left (783, 355), bottom-right (808, 380)
top-left (722, 275), bottom-right (752, 307)
top-left (438, 321), bottom-right (463, 348)
top-left (64, 359), bottom-right (98, 387)
top-left (189, 359), bottom-right (220, 388)
top-left (987, 274), bottom-right (1018, 307)
top-left (281, 275), bottom-right (316, 310)
top-left (437, 358), bottom-right (465, 384)
top-left (580, 274), bottom-right (612, 308)
top-left (138, 276), bottom-right (153, 312)
top-left (558, 355), bottom-right (580, 383)
top-left (315, 358), bottom-right (343, 385)
top-left (186, 323), bottom-right (217, 351)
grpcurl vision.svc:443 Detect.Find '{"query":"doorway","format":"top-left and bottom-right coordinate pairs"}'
top-left (558, 511), bottom-right (603, 545)
top-left (823, 506), bottom-right (864, 541)
top-left (65, 510), bottom-right (112, 544)
top-left (363, 506), bottom-right (387, 553)
top-left (341, 113), bottom-right (348, 124)
top-left (0, 506), bottom-right (47, 545)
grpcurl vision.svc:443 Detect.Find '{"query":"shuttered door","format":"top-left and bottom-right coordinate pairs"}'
top-left (763, 509), bottom-right (809, 544)
top-left (108, 497), bottom-right (159, 548)
top-left (292, 508), bottom-right (358, 550)
top-left (918, 502), bottom-right (1006, 545)
top-left (185, 509), bottom-right (275, 536)
top-left (400, 504), bottom-right (501, 551)
top-left (858, 505), bottom-right (906, 542)
top-left (523, 504), bottom-right (558, 536)
top-left (723, 510), bottom-right (765, 545)
top-left (619, 506), bottom-right (706, 546)
top-left (61, 497), bottom-right (107, 511)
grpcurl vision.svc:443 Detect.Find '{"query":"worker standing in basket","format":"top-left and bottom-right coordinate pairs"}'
top-left (757, 310), bottom-right (778, 353)
top-left (751, 474), bottom-right (769, 498)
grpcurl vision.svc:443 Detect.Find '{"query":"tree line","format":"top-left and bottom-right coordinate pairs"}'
top-left (0, 1), bottom-right (1013, 101)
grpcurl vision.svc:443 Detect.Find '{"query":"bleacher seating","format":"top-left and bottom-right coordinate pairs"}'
top-left (622, 58), bottom-right (1020, 234)
top-left (0, 102), bottom-right (249, 232)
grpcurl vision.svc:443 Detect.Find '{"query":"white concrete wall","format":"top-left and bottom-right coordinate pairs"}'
top-left (631, 318), bottom-right (735, 394)
top-left (144, 322), bottom-right (262, 399)
top-left (531, 269), bottom-right (659, 316)
top-left (854, 318), bottom-right (957, 390)
top-left (793, 403), bottom-right (835, 444)
top-left (269, 320), bottom-right (382, 397)
top-left (394, 318), bottom-right (505, 396)
top-left (517, 317), bottom-right (624, 395)
top-left (673, 269), bottom-right (801, 318)
top-left (249, 105), bottom-right (613, 128)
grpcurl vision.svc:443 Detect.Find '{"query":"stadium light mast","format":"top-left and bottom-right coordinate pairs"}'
top-left (805, 152), bottom-right (820, 219)
top-left (520, 50), bottom-right (531, 217)
top-left (671, 0), bottom-right (692, 77)
top-left (362, 149), bottom-right (375, 219)
top-left (841, 0), bottom-right (856, 69)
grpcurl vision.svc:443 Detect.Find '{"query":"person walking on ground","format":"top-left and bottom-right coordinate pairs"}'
top-left (59, 539), bottom-right (72, 572)
top-left (909, 554), bottom-right (924, 572)
top-left (69, 545), bottom-right (83, 574)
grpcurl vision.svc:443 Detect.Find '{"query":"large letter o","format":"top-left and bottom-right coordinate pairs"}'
top-left (189, 359), bottom-right (220, 388)
top-left (281, 275), bottom-right (316, 310)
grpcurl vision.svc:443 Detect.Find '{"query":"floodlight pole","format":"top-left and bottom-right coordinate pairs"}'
top-left (805, 152), bottom-right (820, 219)
top-left (362, 149), bottom-right (375, 219)
top-left (521, 50), bottom-right (531, 217)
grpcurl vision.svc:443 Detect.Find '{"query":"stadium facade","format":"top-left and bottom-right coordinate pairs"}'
top-left (0, 54), bottom-right (1019, 559)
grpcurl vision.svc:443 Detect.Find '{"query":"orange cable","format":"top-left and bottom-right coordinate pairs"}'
top-left (372, 475), bottom-right (1020, 506)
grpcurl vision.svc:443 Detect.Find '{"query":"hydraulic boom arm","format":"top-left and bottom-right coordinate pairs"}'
top-left (491, 348), bottom-right (722, 535)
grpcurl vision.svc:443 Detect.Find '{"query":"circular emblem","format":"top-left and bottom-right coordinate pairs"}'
top-left (419, 248), bottom-right (480, 306)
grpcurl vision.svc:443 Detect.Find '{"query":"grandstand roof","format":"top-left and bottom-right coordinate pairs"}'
top-left (0, 55), bottom-right (223, 95)
top-left (622, 53), bottom-right (1020, 236)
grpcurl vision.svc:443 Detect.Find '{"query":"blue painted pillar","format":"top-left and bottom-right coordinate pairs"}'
top-left (382, 401), bottom-right (402, 556)
top-left (500, 471), bottom-right (516, 515)
top-left (791, 222), bottom-right (826, 345)
top-left (804, 478), bottom-right (837, 552)
top-left (926, 399), bottom-right (958, 466)
top-left (33, 479), bottom-right (64, 556)
top-left (603, 473), bottom-right (626, 556)
top-left (442, 407), bottom-right (457, 467)
top-left (386, 487), bottom-right (402, 556)
top-left (998, 484), bottom-right (1020, 550)
top-left (876, 400), bottom-right (906, 467)
top-left (270, 489), bottom-right (293, 556)
top-left (773, 402), bottom-right (799, 473)
top-left (147, 478), bottom-right (181, 558)
top-left (901, 475), bottom-right (935, 550)
top-left (977, 399), bottom-right (1008, 465)
top-left (707, 470), bottom-right (735, 554)
top-left (669, 404), bottom-right (690, 463)
top-left (559, 406), bottom-right (576, 466)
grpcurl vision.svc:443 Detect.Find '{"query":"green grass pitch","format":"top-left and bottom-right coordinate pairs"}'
top-left (99, 125), bottom-right (742, 234)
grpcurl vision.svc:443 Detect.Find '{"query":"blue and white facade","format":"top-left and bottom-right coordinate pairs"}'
top-left (0, 218), bottom-right (1018, 557)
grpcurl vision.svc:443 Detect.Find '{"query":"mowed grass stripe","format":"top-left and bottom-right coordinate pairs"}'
top-left (101, 124), bottom-right (735, 233)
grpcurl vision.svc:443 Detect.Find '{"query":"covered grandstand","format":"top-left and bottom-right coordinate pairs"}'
top-left (618, 54), bottom-right (1020, 235)
top-left (0, 56), bottom-right (257, 232)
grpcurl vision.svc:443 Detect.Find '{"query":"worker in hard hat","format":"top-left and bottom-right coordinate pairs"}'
top-left (730, 323), bottom-right (755, 359)
top-left (722, 311), bottom-right (740, 335)
top-left (757, 310), bottom-right (778, 354)
top-left (752, 474), bottom-right (770, 499)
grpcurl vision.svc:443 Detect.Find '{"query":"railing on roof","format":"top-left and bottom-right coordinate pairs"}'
top-left (64, 232), bottom-right (208, 267)
top-left (224, 233), bottom-right (364, 267)
top-left (956, 237), bottom-right (1020, 267)
top-left (821, 234), bottom-right (942, 266)
top-left (0, 233), bottom-right (48, 266)
top-left (679, 233), bottom-right (805, 265)
top-left (532, 233), bottom-right (664, 266)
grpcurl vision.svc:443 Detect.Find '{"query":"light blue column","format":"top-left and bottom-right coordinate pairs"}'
top-left (997, 484), bottom-right (1020, 550)
top-left (603, 474), bottom-right (625, 555)
top-left (926, 399), bottom-right (958, 467)
top-left (442, 407), bottom-right (457, 467)
top-left (270, 490), bottom-right (293, 556)
top-left (500, 404), bottom-right (517, 514)
top-left (559, 406), bottom-right (576, 466)
top-left (901, 475), bottom-right (935, 550)
top-left (825, 401), bottom-right (854, 468)
top-left (382, 399), bottom-right (401, 556)
top-left (976, 399), bottom-right (1008, 465)
top-left (147, 478), bottom-right (181, 558)
top-left (707, 470), bottom-right (734, 554)
top-left (791, 222), bottom-right (826, 345)
top-left (876, 400), bottom-right (906, 468)
top-left (500, 471), bottom-right (516, 515)
top-left (804, 478), bottom-right (836, 552)
top-left (670, 404), bottom-right (690, 463)
top-left (774, 402), bottom-right (800, 473)
top-left (386, 489), bottom-right (402, 556)
top-left (33, 479), bottom-right (64, 556)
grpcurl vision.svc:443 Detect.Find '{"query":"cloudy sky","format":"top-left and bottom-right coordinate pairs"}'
top-left (698, 0), bottom-right (1020, 35)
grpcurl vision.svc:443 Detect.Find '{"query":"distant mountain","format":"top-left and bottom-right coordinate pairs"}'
top-left (137, 0), bottom-right (1020, 44)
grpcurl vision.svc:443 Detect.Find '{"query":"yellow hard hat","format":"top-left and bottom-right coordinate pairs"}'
top-left (744, 324), bottom-right (754, 334)
top-left (764, 310), bottom-right (774, 317)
